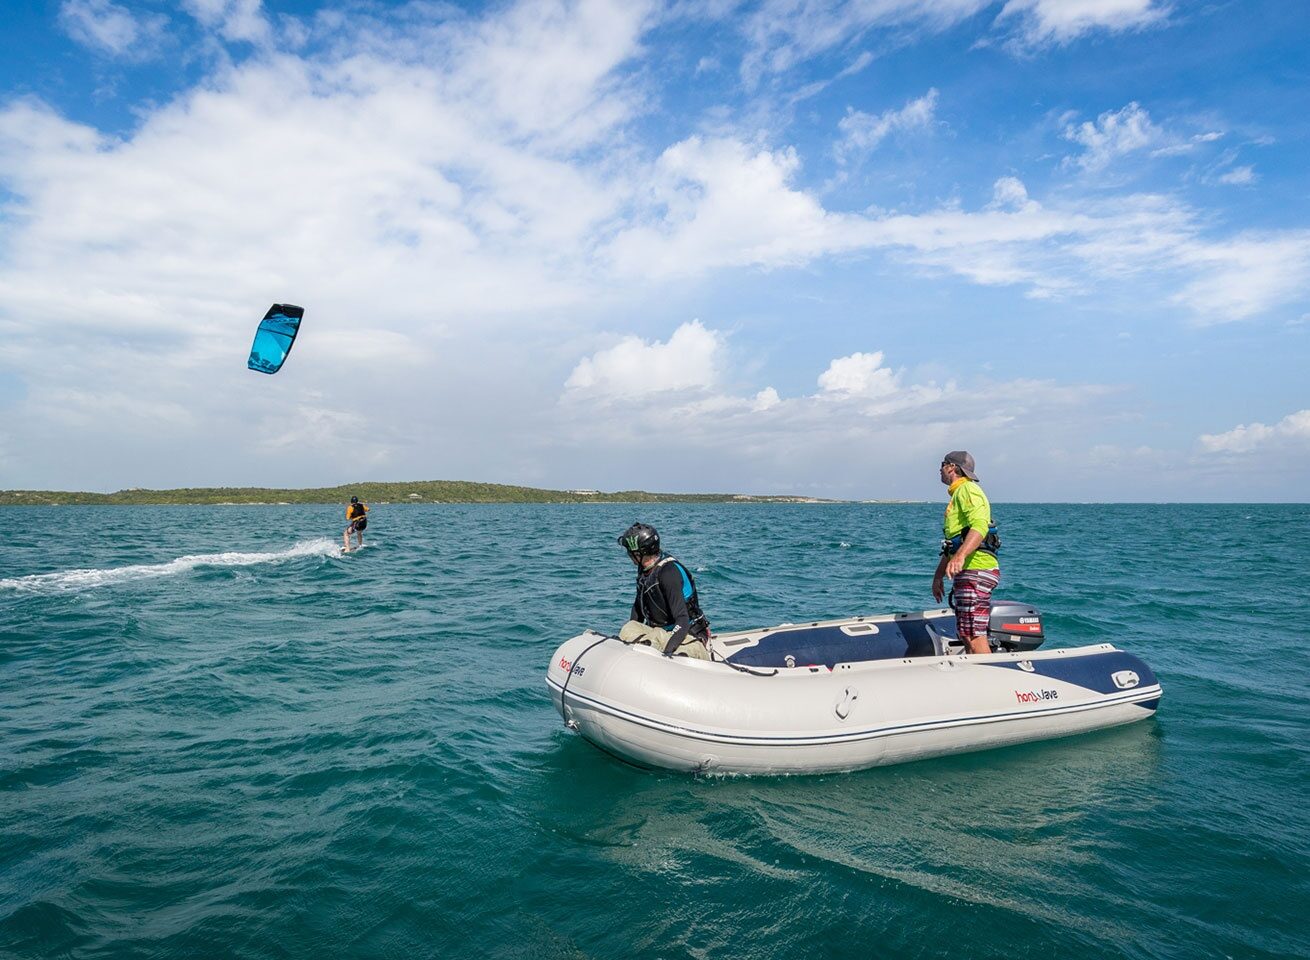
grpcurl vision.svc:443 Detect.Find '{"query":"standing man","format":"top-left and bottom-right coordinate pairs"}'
top-left (616, 522), bottom-right (713, 661)
top-left (343, 495), bottom-right (369, 553)
top-left (931, 451), bottom-right (1000, 655)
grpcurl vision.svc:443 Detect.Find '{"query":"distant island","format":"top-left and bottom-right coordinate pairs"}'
top-left (0, 480), bottom-right (919, 506)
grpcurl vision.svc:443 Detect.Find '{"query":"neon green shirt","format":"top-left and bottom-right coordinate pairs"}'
top-left (943, 478), bottom-right (998, 571)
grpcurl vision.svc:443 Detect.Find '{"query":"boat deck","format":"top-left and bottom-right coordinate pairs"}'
top-left (719, 614), bottom-right (960, 669)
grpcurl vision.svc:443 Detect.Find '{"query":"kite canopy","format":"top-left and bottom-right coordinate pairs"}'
top-left (247, 304), bottom-right (304, 374)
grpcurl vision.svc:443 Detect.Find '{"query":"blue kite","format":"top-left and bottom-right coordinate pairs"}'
top-left (247, 303), bottom-right (304, 374)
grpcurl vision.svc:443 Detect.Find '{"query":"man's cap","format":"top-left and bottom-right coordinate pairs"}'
top-left (350, 496), bottom-right (359, 503)
top-left (943, 450), bottom-right (978, 481)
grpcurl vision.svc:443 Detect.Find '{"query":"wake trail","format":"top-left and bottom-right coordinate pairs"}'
top-left (0, 538), bottom-right (341, 594)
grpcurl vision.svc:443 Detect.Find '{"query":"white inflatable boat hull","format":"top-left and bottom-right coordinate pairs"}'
top-left (546, 611), bottom-right (1161, 775)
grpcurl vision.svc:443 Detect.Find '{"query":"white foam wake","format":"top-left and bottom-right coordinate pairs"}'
top-left (0, 538), bottom-right (341, 593)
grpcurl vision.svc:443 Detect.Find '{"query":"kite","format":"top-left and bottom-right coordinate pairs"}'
top-left (247, 303), bottom-right (304, 374)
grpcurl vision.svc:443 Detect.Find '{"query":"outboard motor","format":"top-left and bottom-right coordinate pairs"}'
top-left (987, 601), bottom-right (1045, 651)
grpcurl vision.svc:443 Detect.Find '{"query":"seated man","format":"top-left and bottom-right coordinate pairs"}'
top-left (616, 522), bottom-right (712, 661)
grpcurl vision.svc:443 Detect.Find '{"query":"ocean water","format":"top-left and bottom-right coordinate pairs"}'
top-left (1, 502), bottom-right (1307, 960)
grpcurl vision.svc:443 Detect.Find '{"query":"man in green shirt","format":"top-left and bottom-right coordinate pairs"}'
top-left (931, 450), bottom-right (1000, 655)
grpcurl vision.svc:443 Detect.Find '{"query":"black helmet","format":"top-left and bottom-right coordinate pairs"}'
top-left (350, 496), bottom-right (359, 503)
top-left (618, 522), bottom-right (660, 562)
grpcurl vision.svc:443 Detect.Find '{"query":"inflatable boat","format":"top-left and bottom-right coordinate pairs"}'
top-left (546, 602), bottom-right (1161, 775)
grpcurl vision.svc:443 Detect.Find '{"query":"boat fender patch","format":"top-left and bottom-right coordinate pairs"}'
top-left (1112, 670), bottom-right (1140, 689)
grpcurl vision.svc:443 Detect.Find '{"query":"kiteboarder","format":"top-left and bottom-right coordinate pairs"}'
top-left (343, 496), bottom-right (369, 552)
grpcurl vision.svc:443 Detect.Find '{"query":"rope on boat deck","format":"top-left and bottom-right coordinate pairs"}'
top-left (711, 648), bottom-right (779, 677)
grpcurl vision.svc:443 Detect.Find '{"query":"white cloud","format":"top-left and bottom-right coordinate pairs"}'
top-left (604, 136), bottom-right (868, 277)
top-left (565, 320), bottom-right (722, 396)
top-left (1171, 233), bottom-right (1310, 322)
top-left (817, 351), bottom-right (900, 398)
top-left (600, 139), bottom-right (1310, 320)
top-left (442, 0), bottom-right (655, 148)
top-left (37, 387), bottom-right (195, 431)
top-left (1086, 443), bottom-right (1165, 467)
top-left (814, 351), bottom-right (950, 416)
top-left (735, 0), bottom-right (1169, 83)
top-left (1198, 421), bottom-right (1274, 455)
top-left (836, 89), bottom-right (938, 163)
top-left (255, 396), bottom-right (377, 453)
top-left (1217, 165), bottom-right (1256, 185)
top-left (0, 99), bottom-right (104, 161)
top-left (58, 0), bottom-right (167, 58)
top-left (181, 0), bottom-right (271, 45)
top-left (751, 386), bottom-right (781, 412)
top-left (739, 0), bottom-right (991, 85)
top-left (1061, 105), bottom-right (1232, 172)
top-left (1199, 410), bottom-right (1310, 454)
top-left (997, 0), bottom-right (1169, 46)
top-left (554, 332), bottom-right (1119, 497)
top-left (869, 188), bottom-right (1310, 320)
top-left (1063, 102), bottom-right (1163, 171)
top-left (988, 176), bottom-right (1037, 211)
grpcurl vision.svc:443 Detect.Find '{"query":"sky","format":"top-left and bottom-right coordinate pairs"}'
top-left (0, 0), bottom-right (1307, 502)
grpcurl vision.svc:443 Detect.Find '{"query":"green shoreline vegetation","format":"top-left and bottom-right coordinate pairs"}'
top-left (0, 480), bottom-right (914, 506)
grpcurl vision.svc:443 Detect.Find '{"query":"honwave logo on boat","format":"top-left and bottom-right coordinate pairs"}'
top-left (1015, 688), bottom-right (1059, 704)
top-left (558, 657), bottom-right (585, 677)
top-left (1112, 670), bottom-right (1140, 689)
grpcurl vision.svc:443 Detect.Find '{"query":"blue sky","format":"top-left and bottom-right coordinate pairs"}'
top-left (0, 0), bottom-right (1307, 501)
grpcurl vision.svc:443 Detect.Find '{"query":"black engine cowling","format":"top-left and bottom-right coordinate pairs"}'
top-left (988, 601), bottom-right (1045, 651)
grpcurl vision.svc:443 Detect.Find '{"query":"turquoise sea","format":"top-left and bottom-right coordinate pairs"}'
top-left (1, 503), bottom-right (1307, 960)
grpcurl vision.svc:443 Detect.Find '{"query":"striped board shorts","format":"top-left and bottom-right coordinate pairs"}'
top-left (952, 568), bottom-right (1000, 639)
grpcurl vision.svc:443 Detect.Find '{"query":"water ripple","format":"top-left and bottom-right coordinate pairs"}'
top-left (1, 503), bottom-right (1307, 960)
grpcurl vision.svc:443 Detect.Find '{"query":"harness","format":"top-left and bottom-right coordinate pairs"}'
top-left (636, 555), bottom-right (710, 637)
top-left (941, 524), bottom-right (1001, 557)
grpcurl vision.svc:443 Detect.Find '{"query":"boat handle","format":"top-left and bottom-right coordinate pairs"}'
top-left (835, 686), bottom-right (858, 720)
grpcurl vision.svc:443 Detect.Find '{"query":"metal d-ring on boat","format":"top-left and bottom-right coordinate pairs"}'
top-left (546, 602), bottom-right (1162, 775)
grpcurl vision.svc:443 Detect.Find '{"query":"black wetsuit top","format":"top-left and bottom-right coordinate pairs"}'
top-left (631, 555), bottom-right (709, 656)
